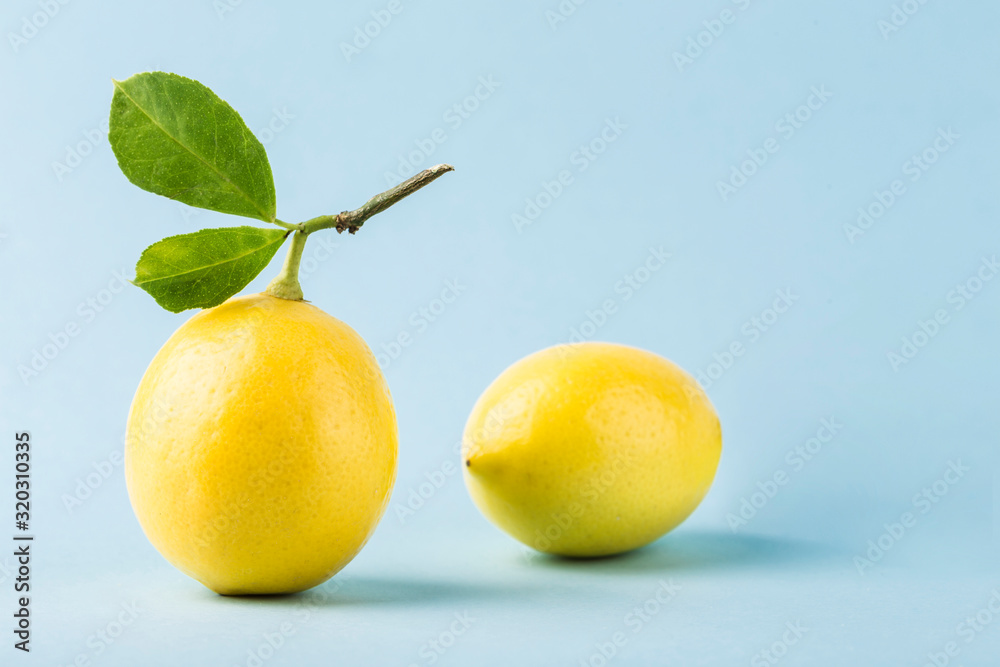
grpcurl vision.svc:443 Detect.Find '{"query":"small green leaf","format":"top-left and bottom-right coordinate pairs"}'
top-left (133, 226), bottom-right (288, 312)
top-left (109, 72), bottom-right (277, 222)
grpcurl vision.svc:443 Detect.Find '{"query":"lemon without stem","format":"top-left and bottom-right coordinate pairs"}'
top-left (462, 342), bottom-right (721, 557)
top-left (125, 293), bottom-right (397, 595)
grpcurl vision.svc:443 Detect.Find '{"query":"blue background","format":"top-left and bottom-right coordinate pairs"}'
top-left (2, 0), bottom-right (998, 665)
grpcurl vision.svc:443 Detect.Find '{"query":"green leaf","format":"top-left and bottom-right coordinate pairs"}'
top-left (109, 72), bottom-right (277, 222)
top-left (133, 226), bottom-right (288, 312)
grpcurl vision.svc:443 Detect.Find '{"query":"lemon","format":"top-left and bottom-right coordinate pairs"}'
top-left (462, 342), bottom-right (721, 557)
top-left (125, 293), bottom-right (397, 595)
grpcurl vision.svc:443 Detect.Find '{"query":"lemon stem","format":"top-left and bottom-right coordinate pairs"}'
top-left (265, 163), bottom-right (455, 301)
top-left (265, 230), bottom-right (307, 300)
top-left (302, 163), bottom-right (455, 236)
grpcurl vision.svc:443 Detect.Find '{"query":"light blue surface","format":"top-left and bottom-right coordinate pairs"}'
top-left (2, 1), bottom-right (998, 665)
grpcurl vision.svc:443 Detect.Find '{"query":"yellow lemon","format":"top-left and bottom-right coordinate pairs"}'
top-left (125, 293), bottom-right (397, 595)
top-left (462, 342), bottom-right (721, 557)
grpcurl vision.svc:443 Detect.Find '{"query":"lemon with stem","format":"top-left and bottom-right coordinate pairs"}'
top-left (125, 165), bottom-right (453, 595)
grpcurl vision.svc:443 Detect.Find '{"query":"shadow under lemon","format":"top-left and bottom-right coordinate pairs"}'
top-left (198, 531), bottom-right (837, 609)
top-left (515, 530), bottom-right (839, 574)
